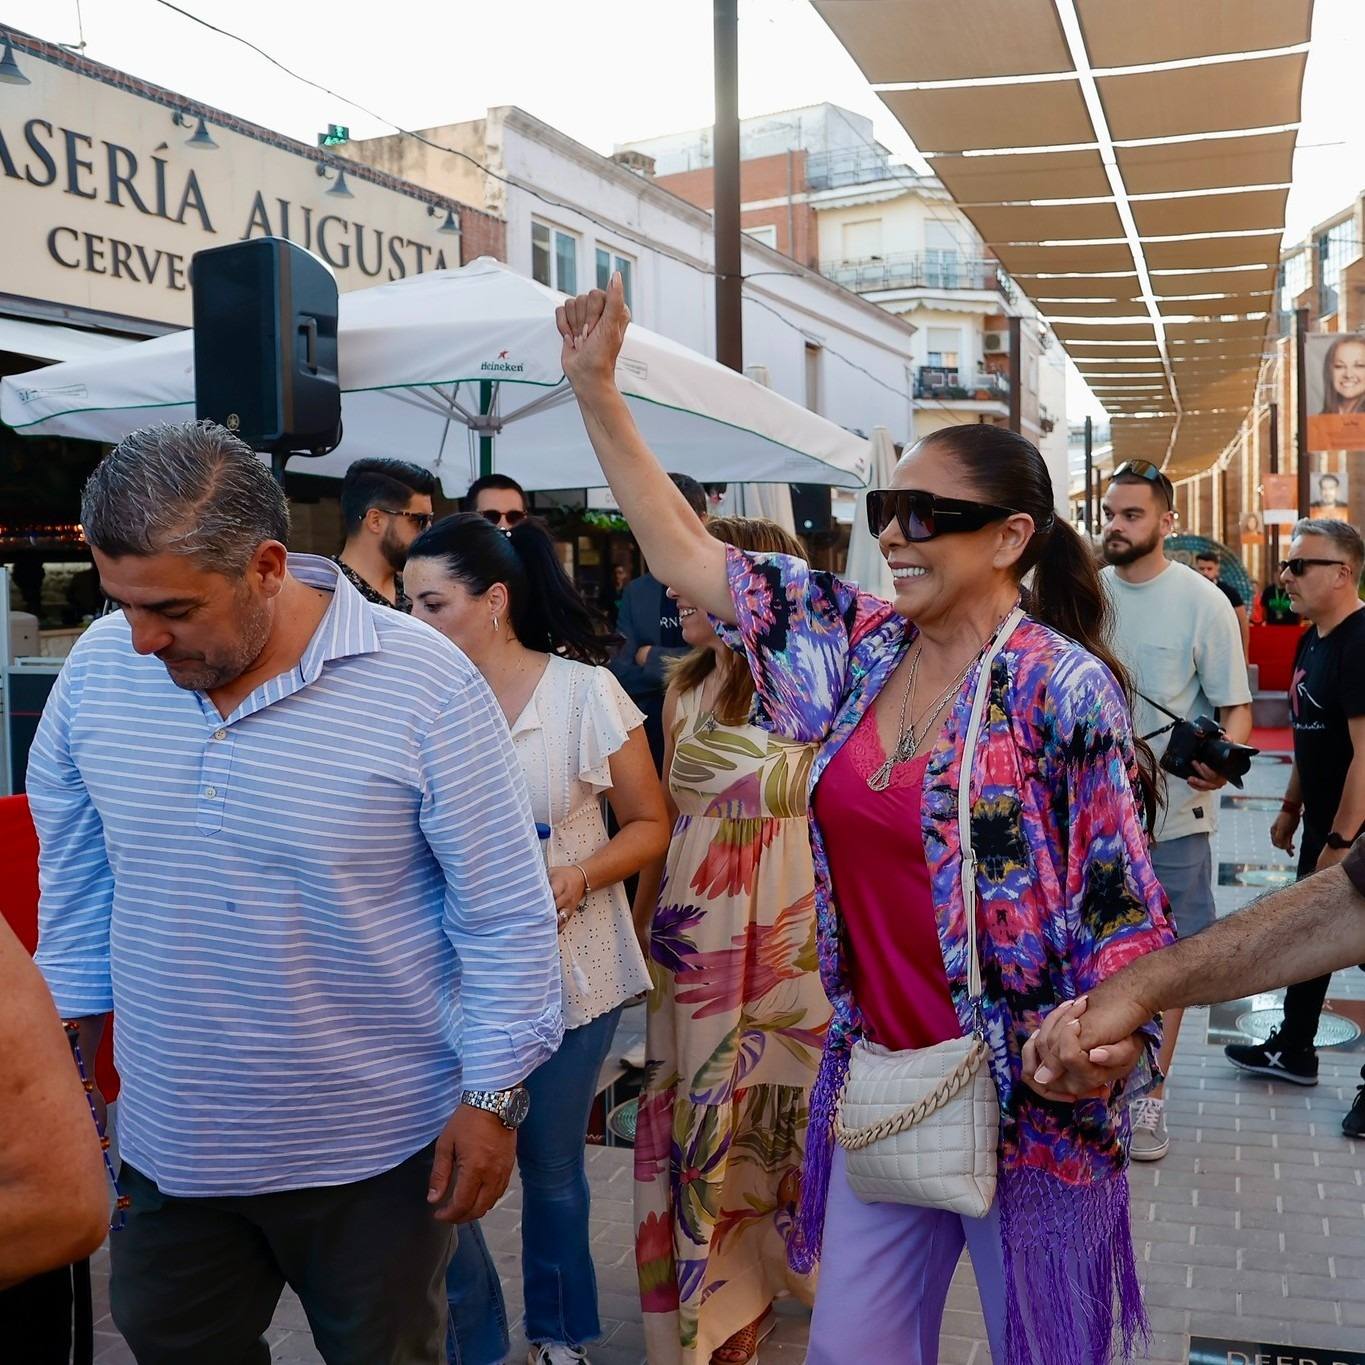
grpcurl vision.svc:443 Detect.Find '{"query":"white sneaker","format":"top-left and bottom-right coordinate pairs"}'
top-left (1129, 1096), bottom-right (1170, 1162)
top-left (528, 1346), bottom-right (589, 1365)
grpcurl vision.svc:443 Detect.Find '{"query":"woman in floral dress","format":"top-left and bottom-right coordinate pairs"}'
top-left (632, 517), bottom-right (829, 1365)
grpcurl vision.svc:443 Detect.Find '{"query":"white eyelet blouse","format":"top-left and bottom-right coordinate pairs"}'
top-left (508, 654), bottom-right (652, 1030)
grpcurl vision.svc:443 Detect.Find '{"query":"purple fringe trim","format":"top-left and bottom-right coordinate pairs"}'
top-left (1000, 1165), bottom-right (1148, 1365)
top-left (787, 1032), bottom-right (848, 1273)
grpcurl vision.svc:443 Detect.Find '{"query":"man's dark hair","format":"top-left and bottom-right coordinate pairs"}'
top-left (668, 472), bottom-right (708, 520)
top-left (1110, 470), bottom-right (1173, 513)
top-left (1195, 549), bottom-right (1220, 565)
top-left (81, 420), bottom-right (289, 575)
top-left (340, 459), bottom-right (437, 535)
top-left (463, 473), bottom-right (527, 512)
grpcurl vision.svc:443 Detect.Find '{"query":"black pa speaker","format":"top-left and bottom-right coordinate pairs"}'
top-left (790, 483), bottom-right (833, 535)
top-left (191, 237), bottom-right (341, 457)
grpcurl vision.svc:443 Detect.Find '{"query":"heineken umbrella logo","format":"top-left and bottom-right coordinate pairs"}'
top-left (481, 350), bottom-right (525, 374)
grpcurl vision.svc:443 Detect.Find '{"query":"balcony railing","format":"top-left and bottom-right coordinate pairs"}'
top-left (914, 367), bottom-right (1009, 402)
top-left (821, 252), bottom-right (1011, 297)
top-left (805, 146), bottom-right (896, 190)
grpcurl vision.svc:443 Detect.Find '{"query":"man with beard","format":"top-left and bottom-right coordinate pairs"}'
top-left (336, 458), bottom-right (437, 611)
top-left (29, 422), bottom-right (562, 1364)
top-left (1099, 460), bottom-right (1252, 1160)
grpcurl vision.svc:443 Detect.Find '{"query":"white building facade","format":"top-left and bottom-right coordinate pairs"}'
top-left (345, 107), bottom-right (918, 465)
top-left (623, 106), bottom-right (1069, 512)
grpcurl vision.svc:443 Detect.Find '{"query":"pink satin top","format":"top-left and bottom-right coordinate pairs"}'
top-left (812, 706), bottom-right (960, 1052)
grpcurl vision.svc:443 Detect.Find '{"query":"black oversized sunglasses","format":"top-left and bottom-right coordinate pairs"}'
top-left (480, 508), bottom-right (527, 528)
top-left (1280, 557), bottom-right (1348, 577)
top-left (866, 488), bottom-right (1027, 542)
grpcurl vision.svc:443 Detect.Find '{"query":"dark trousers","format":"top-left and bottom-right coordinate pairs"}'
top-left (0, 1266), bottom-right (77, 1364)
top-left (111, 1145), bottom-right (453, 1365)
top-left (1282, 834), bottom-right (1330, 1052)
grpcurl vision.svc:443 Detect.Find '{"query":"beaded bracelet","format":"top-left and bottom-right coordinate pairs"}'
top-left (63, 1021), bottom-right (129, 1231)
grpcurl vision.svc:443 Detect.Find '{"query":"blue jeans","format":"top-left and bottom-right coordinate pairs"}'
top-left (446, 1005), bottom-right (624, 1363)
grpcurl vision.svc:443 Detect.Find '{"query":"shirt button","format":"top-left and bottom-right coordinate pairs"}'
top-left (203, 786), bottom-right (217, 799)
top-left (213, 728), bottom-right (227, 741)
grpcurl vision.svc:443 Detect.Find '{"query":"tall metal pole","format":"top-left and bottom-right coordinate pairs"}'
top-left (1083, 415), bottom-right (1094, 535)
top-left (713, 0), bottom-right (743, 372)
top-left (1007, 315), bottom-right (1022, 434)
top-left (478, 380), bottom-right (495, 478)
top-left (1268, 400), bottom-right (1280, 576)
top-left (1295, 308), bottom-right (1311, 519)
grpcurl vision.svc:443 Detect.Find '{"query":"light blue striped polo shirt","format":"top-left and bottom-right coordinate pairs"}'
top-left (30, 554), bottom-right (562, 1198)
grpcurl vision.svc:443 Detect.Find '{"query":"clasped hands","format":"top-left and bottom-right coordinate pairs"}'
top-left (1020, 987), bottom-right (1152, 1103)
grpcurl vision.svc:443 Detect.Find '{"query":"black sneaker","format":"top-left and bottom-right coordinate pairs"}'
top-left (1224, 1029), bottom-right (1319, 1086)
top-left (1345, 1086), bottom-right (1365, 1139)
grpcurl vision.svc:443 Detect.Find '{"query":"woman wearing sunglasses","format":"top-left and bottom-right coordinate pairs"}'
top-left (555, 278), bottom-right (1173, 1365)
top-left (404, 513), bottom-right (671, 1365)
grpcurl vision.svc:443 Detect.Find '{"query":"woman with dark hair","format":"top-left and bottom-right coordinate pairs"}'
top-left (405, 512), bottom-right (671, 1365)
top-left (631, 516), bottom-right (829, 1365)
top-left (554, 279), bottom-right (1173, 1365)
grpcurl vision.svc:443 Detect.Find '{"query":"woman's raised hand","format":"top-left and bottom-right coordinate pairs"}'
top-left (556, 272), bottom-right (631, 391)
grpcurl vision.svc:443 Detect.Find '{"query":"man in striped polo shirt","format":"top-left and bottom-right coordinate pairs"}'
top-left (29, 422), bottom-right (563, 1365)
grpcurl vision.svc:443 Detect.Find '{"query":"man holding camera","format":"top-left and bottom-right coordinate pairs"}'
top-left (1101, 461), bottom-right (1253, 1160)
top-left (1225, 520), bottom-right (1365, 1114)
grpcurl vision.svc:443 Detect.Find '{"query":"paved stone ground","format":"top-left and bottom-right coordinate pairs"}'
top-left (89, 746), bottom-right (1364, 1363)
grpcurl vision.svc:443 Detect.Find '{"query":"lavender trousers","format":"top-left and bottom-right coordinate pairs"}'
top-left (806, 1147), bottom-right (1008, 1365)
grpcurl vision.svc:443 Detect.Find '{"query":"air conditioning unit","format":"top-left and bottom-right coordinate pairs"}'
top-left (983, 330), bottom-right (1009, 353)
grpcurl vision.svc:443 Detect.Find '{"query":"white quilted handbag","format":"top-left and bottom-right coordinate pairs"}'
top-left (832, 607), bottom-right (1022, 1218)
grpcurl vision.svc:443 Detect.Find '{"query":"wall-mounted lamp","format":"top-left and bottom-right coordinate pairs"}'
top-left (172, 111), bottom-right (218, 149)
top-left (0, 35), bottom-right (31, 85)
top-left (317, 161), bottom-right (354, 198)
top-left (428, 205), bottom-right (460, 235)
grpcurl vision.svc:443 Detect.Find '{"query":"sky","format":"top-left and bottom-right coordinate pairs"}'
top-left (9, 0), bottom-right (1363, 426)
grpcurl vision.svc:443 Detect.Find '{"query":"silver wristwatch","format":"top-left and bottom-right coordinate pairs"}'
top-left (461, 1085), bottom-right (531, 1129)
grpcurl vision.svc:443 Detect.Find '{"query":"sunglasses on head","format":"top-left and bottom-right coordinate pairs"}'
top-left (1280, 557), bottom-right (1348, 577)
top-left (1111, 459), bottom-right (1175, 502)
top-left (866, 488), bottom-right (1029, 542)
top-left (480, 508), bottom-right (527, 527)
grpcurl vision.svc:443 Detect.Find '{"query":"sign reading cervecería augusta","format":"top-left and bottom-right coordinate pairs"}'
top-left (0, 47), bottom-right (458, 327)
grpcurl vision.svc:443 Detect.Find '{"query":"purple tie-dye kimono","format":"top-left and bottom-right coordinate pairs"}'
top-left (716, 546), bottom-right (1174, 1365)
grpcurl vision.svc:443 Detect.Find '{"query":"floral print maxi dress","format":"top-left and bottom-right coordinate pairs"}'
top-left (634, 684), bottom-right (829, 1365)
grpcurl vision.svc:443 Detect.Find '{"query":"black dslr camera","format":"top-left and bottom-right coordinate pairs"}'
top-left (1158, 713), bottom-right (1258, 790)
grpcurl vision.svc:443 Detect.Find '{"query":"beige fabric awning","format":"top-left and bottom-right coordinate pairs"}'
top-left (812, 0), bottom-right (1071, 80)
top-left (931, 149), bottom-right (1112, 202)
top-left (881, 83), bottom-right (1094, 154)
top-left (812, 0), bottom-right (1314, 478)
top-left (1075, 0), bottom-right (1312, 66)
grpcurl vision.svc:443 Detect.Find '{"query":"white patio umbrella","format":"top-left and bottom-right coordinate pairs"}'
top-left (709, 366), bottom-right (798, 532)
top-left (0, 257), bottom-right (869, 497)
top-left (843, 426), bottom-right (899, 599)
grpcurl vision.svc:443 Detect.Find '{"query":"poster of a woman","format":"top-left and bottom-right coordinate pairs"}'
top-left (1307, 332), bottom-right (1365, 451)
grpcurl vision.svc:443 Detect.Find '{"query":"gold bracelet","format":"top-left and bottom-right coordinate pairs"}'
top-left (572, 863), bottom-right (592, 900)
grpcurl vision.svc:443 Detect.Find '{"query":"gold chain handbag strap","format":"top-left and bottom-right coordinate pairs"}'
top-left (833, 1036), bottom-right (990, 1149)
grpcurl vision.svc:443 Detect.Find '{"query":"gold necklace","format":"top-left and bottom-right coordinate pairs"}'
top-left (865, 602), bottom-right (1021, 792)
top-left (867, 648), bottom-right (970, 791)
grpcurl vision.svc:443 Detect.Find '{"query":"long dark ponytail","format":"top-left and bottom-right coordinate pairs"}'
top-left (920, 426), bottom-right (1160, 831)
top-left (406, 512), bottom-right (618, 665)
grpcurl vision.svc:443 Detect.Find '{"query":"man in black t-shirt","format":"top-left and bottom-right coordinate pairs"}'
top-left (1225, 519), bottom-right (1365, 1133)
top-left (1195, 550), bottom-right (1250, 659)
